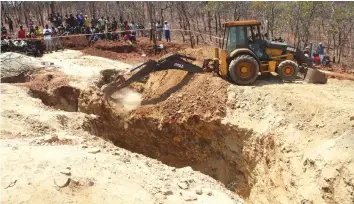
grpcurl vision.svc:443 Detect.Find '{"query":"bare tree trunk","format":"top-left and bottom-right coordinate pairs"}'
top-left (349, 32), bottom-right (353, 56)
top-left (215, 13), bottom-right (218, 35)
top-left (233, 3), bottom-right (238, 20)
top-left (147, 2), bottom-right (156, 45)
top-left (180, 2), bottom-right (193, 48)
top-left (105, 2), bottom-right (108, 17)
top-left (208, 11), bottom-right (211, 40)
top-left (218, 13), bottom-right (222, 35)
top-left (160, 7), bottom-right (164, 23)
top-left (1, 2), bottom-right (7, 25)
top-left (270, 6), bottom-right (275, 37)
top-left (46, 3), bottom-right (50, 18)
top-left (89, 2), bottom-right (95, 17)
top-left (195, 12), bottom-right (199, 31)
top-left (202, 13), bottom-right (206, 32)
top-left (178, 12), bottom-right (185, 42)
top-left (333, 33), bottom-right (337, 62)
top-left (37, 3), bottom-right (44, 27)
top-left (50, 2), bottom-right (55, 14)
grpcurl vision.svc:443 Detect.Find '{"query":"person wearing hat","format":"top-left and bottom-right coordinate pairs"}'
top-left (164, 21), bottom-right (171, 42)
top-left (317, 42), bottom-right (325, 64)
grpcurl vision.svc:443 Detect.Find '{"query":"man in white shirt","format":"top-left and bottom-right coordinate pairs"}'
top-left (164, 21), bottom-right (171, 42)
top-left (43, 24), bottom-right (53, 53)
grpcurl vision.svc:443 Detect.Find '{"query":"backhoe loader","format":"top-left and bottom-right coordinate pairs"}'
top-left (101, 20), bottom-right (312, 100)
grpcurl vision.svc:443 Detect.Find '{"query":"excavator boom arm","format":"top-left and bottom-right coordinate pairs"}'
top-left (101, 54), bottom-right (204, 98)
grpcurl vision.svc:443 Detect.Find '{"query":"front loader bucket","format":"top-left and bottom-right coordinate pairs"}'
top-left (295, 48), bottom-right (313, 68)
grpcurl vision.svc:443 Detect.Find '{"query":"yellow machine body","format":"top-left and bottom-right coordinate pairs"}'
top-left (265, 48), bottom-right (283, 58)
top-left (220, 49), bottom-right (228, 76)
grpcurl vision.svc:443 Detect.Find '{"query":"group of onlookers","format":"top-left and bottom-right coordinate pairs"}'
top-left (304, 42), bottom-right (326, 65)
top-left (1, 12), bottom-right (174, 54)
top-left (156, 20), bottom-right (171, 42)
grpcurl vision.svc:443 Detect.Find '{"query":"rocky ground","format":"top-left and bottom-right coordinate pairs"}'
top-left (1, 43), bottom-right (354, 204)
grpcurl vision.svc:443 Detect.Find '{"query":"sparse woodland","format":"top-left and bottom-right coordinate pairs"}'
top-left (1, 1), bottom-right (353, 67)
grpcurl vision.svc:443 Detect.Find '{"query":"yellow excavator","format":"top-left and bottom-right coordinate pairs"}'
top-left (101, 20), bottom-right (312, 99)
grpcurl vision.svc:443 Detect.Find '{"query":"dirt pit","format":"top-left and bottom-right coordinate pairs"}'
top-left (79, 69), bottom-right (257, 197)
top-left (3, 64), bottom-right (255, 198)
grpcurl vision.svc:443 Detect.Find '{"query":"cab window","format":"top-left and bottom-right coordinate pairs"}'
top-left (226, 26), bottom-right (246, 54)
top-left (247, 26), bottom-right (261, 43)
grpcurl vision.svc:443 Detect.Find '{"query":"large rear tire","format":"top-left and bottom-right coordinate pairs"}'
top-left (229, 55), bottom-right (259, 85)
top-left (277, 60), bottom-right (299, 81)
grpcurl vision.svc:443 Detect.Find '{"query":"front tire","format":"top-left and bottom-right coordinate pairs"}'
top-left (229, 55), bottom-right (259, 85)
top-left (277, 60), bottom-right (299, 81)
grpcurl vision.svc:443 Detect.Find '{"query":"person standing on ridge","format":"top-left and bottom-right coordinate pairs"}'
top-left (43, 24), bottom-right (53, 53)
top-left (317, 42), bottom-right (325, 64)
top-left (35, 26), bottom-right (42, 39)
top-left (130, 21), bottom-right (137, 42)
top-left (106, 17), bottom-right (112, 39)
top-left (156, 20), bottom-right (163, 41)
top-left (84, 15), bottom-right (90, 28)
top-left (164, 21), bottom-right (171, 42)
top-left (91, 15), bottom-right (97, 28)
top-left (78, 13), bottom-right (84, 33)
top-left (8, 17), bottom-right (14, 33)
top-left (98, 16), bottom-right (105, 32)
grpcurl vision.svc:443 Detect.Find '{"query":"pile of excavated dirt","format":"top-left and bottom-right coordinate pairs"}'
top-left (140, 70), bottom-right (226, 121)
top-left (62, 36), bottom-right (196, 65)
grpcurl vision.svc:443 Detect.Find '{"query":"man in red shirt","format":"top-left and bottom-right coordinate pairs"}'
top-left (18, 26), bottom-right (26, 39)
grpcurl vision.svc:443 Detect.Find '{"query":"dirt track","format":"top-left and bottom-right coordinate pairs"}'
top-left (1, 49), bottom-right (354, 204)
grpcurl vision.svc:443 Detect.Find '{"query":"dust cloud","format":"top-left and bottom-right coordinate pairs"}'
top-left (111, 88), bottom-right (142, 111)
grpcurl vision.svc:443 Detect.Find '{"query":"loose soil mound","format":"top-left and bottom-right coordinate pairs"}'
top-left (139, 70), bottom-right (226, 121)
top-left (62, 36), bottom-right (195, 64)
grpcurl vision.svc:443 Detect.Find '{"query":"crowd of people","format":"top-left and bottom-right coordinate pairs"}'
top-left (304, 42), bottom-right (326, 65)
top-left (1, 12), bottom-right (173, 52)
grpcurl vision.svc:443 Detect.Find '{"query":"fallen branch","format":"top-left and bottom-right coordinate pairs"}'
top-left (4, 180), bottom-right (17, 189)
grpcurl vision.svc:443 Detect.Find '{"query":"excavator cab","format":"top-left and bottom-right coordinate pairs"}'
top-left (222, 20), bottom-right (266, 60)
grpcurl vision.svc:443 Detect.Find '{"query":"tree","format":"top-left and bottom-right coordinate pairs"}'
top-left (146, 2), bottom-right (156, 45)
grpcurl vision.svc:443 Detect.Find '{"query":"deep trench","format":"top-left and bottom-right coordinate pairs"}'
top-left (29, 86), bottom-right (81, 112)
top-left (2, 71), bottom-right (274, 199)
